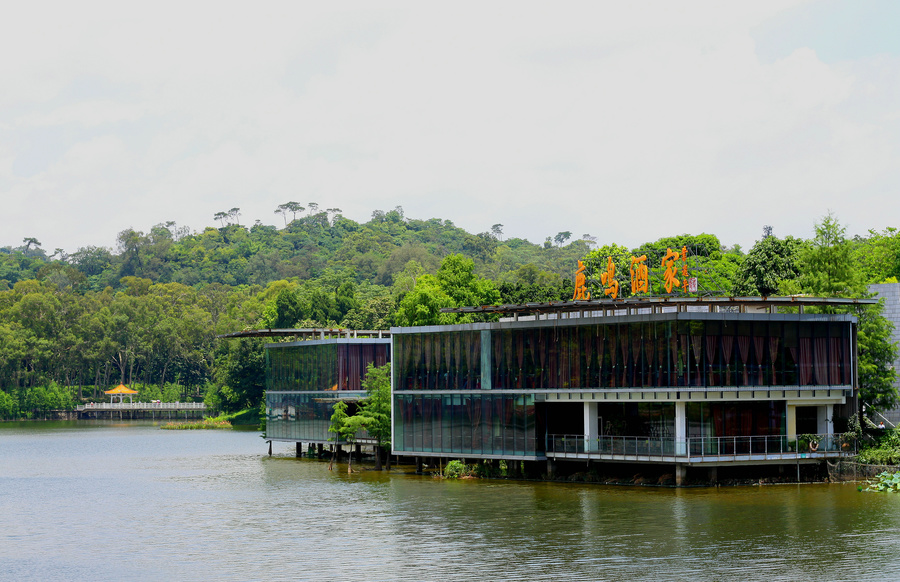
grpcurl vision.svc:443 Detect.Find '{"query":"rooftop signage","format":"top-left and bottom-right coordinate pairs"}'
top-left (576, 247), bottom-right (698, 300)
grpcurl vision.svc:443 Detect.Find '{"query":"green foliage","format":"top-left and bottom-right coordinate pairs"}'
top-left (327, 400), bottom-right (355, 444)
top-left (863, 471), bottom-right (900, 493)
top-left (443, 460), bottom-right (469, 479)
top-left (857, 302), bottom-right (899, 411)
top-left (854, 227), bottom-right (900, 285)
top-left (732, 234), bottom-right (801, 296)
top-left (798, 213), bottom-right (864, 297)
top-left (396, 254), bottom-right (500, 326)
top-left (858, 427), bottom-right (900, 465)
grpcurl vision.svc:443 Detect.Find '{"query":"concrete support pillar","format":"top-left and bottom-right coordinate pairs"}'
top-left (547, 459), bottom-right (556, 479)
top-left (296, 442), bottom-right (303, 457)
top-left (675, 401), bottom-right (687, 455)
top-left (584, 401), bottom-right (599, 452)
top-left (317, 443), bottom-right (324, 458)
top-left (708, 466), bottom-right (717, 484)
top-left (787, 405), bottom-right (797, 441)
top-left (817, 404), bottom-right (832, 435)
top-left (675, 463), bottom-right (686, 486)
top-left (415, 457), bottom-right (424, 474)
top-left (268, 440), bottom-right (272, 456)
top-left (355, 443), bottom-right (362, 463)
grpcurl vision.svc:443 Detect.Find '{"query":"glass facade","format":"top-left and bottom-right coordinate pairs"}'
top-left (394, 318), bottom-right (852, 391)
top-left (394, 393), bottom-right (537, 456)
top-left (265, 339), bottom-right (390, 442)
top-left (267, 341), bottom-right (389, 392)
top-left (392, 313), bottom-right (855, 459)
top-left (267, 392), bottom-right (361, 442)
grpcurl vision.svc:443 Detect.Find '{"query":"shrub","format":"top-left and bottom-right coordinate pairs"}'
top-left (444, 460), bottom-right (468, 479)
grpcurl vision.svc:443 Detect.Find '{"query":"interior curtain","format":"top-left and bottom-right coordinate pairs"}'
top-left (656, 336), bottom-right (665, 387)
top-left (632, 337), bottom-right (643, 387)
top-left (737, 336), bottom-right (750, 386)
top-left (814, 337), bottom-right (829, 385)
top-left (621, 333), bottom-right (630, 387)
top-left (609, 328), bottom-right (617, 387)
top-left (768, 337), bottom-right (780, 386)
top-left (691, 335), bottom-right (703, 386)
top-left (705, 335), bottom-right (718, 386)
top-left (751, 336), bottom-right (763, 386)
top-left (829, 337), bottom-right (841, 385)
top-left (722, 335), bottom-right (734, 386)
top-left (517, 332), bottom-right (525, 389)
top-left (596, 329), bottom-right (606, 389)
top-left (799, 338), bottom-right (813, 385)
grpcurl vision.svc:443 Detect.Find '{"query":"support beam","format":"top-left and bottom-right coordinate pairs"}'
top-left (787, 405), bottom-right (797, 441)
top-left (675, 463), bottom-right (686, 486)
top-left (584, 402), bottom-right (599, 452)
top-left (296, 442), bottom-right (303, 458)
top-left (675, 401), bottom-right (686, 455)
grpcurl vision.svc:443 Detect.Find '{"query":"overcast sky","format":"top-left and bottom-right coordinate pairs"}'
top-left (2, 0), bottom-right (899, 255)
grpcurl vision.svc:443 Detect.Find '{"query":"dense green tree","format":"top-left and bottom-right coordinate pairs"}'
top-left (795, 214), bottom-right (898, 412)
top-left (732, 234), bottom-right (801, 296)
top-left (341, 363), bottom-right (392, 469)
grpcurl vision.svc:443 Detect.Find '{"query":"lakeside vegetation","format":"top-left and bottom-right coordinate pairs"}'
top-left (1, 207), bottom-right (898, 423)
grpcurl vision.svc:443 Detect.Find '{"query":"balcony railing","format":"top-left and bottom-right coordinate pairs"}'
top-left (76, 402), bottom-right (207, 411)
top-left (546, 433), bottom-right (854, 460)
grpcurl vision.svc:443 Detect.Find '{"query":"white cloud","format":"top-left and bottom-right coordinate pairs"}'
top-left (1, 0), bottom-right (898, 257)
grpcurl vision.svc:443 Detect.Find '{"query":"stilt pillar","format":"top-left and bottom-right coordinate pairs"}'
top-left (547, 459), bottom-right (556, 479)
top-left (268, 440), bottom-right (272, 456)
top-left (675, 401), bottom-right (686, 456)
top-left (317, 443), bottom-right (324, 458)
top-left (584, 402), bottom-right (599, 452)
top-left (675, 463), bottom-right (686, 486)
top-left (296, 442), bottom-right (303, 458)
top-left (355, 443), bottom-right (362, 463)
top-left (415, 457), bottom-right (424, 474)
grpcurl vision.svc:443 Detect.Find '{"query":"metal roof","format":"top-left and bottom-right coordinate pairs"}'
top-left (441, 295), bottom-right (879, 316)
top-left (217, 328), bottom-right (390, 340)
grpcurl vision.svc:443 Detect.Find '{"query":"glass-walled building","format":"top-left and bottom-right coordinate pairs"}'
top-left (266, 338), bottom-right (390, 444)
top-left (391, 298), bottom-right (867, 474)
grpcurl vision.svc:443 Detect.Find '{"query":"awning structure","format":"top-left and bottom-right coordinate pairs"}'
top-left (104, 384), bottom-right (139, 404)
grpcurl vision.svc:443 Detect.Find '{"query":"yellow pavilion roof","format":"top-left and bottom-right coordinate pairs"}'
top-left (104, 384), bottom-right (139, 395)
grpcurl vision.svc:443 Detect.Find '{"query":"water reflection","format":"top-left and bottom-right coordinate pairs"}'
top-left (3, 424), bottom-right (900, 581)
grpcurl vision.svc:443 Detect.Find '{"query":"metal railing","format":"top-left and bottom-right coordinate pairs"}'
top-left (76, 402), bottom-right (207, 411)
top-left (546, 433), bottom-right (854, 460)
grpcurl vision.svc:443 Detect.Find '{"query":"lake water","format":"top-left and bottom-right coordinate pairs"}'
top-left (2, 421), bottom-right (900, 581)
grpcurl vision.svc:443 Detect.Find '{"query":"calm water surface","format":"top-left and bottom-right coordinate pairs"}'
top-left (2, 422), bottom-right (899, 581)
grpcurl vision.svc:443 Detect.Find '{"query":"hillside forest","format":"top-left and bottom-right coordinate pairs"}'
top-left (0, 205), bottom-right (897, 419)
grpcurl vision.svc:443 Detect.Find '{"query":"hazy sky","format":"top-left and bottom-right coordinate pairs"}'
top-left (2, 0), bottom-right (899, 255)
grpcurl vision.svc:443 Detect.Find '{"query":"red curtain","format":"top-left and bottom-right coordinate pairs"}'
top-left (705, 335), bottom-right (718, 386)
top-left (737, 336), bottom-right (750, 386)
top-left (753, 336), bottom-right (764, 386)
top-left (799, 338), bottom-right (813, 385)
top-left (722, 335), bottom-right (734, 386)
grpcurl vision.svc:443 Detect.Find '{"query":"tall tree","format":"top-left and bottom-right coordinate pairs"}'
top-left (732, 234), bottom-right (801, 296)
top-left (797, 214), bottom-right (898, 411)
top-left (341, 363), bottom-right (392, 469)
